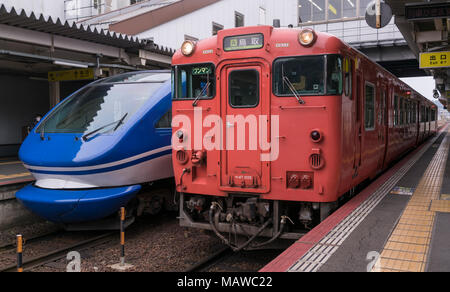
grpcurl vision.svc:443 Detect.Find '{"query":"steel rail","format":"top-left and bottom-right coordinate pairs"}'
top-left (0, 232), bottom-right (114, 272)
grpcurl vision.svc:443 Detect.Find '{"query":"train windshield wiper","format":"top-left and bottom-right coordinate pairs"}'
top-left (193, 81), bottom-right (211, 107)
top-left (82, 113), bottom-right (128, 142)
top-left (282, 76), bottom-right (305, 105)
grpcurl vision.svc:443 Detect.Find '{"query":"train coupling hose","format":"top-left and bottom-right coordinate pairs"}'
top-left (177, 168), bottom-right (191, 190)
top-left (281, 215), bottom-right (294, 225)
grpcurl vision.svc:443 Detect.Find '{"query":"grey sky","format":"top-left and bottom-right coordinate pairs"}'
top-left (401, 77), bottom-right (442, 108)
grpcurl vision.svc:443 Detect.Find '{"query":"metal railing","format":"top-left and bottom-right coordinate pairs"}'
top-left (305, 19), bottom-right (406, 47)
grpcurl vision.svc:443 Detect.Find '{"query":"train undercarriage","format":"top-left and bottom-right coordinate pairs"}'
top-left (179, 193), bottom-right (339, 251)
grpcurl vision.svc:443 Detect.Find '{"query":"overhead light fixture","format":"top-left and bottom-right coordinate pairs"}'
top-left (308, 0), bottom-right (323, 11)
top-left (346, 0), bottom-right (354, 8)
top-left (29, 77), bottom-right (48, 81)
top-left (53, 60), bottom-right (89, 68)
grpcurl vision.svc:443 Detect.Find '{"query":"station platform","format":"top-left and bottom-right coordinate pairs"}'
top-left (262, 126), bottom-right (450, 272)
top-left (0, 157), bottom-right (33, 186)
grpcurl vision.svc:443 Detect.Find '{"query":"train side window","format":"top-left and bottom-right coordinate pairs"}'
top-left (380, 90), bottom-right (386, 125)
top-left (431, 109), bottom-right (436, 121)
top-left (364, 83), bottom-right (375, 131)
top-left (394, 95), bottom-right (398, 126)
top-left (406, 100), bottom-right (410, 124)
top-left (229, 69), bottom-right (259, 108)
top-left (412, 102), bottom-right (417, 123)
top-left (344, 58), bottom-right (352, 98)
top-left (400, 97), bottom-right (404, 125)
top-left (155, 109), bottom-right (172, 129)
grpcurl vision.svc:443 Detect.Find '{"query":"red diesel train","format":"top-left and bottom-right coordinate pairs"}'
top-left (171, 26), bottom-right (437, 250)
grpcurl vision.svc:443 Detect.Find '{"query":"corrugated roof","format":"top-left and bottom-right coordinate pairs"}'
top-left (0, 4), bottom-right (175, 55)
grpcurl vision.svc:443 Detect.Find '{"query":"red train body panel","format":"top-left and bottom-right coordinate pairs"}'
top-left (171, 26), bottom-right (437, 244)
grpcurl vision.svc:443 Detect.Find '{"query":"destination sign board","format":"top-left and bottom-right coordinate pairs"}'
top-left (419, 51), bottom-right (450, 69)
top-left (223, 34), bottom-right (264, 52)
top-left (192, 66), bottom-right (212, 76)
top-left (406, 2), bottom-right (450, 20)
top-left (48, 68), bottom-right (95, 82)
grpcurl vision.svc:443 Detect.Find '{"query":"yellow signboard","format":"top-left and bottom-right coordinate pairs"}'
top-left (48, 68), bottom-right (94, 82)
top-left (420, 52), bottom-right (450, 69)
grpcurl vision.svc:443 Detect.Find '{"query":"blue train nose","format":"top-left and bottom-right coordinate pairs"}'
top-left (16, 184), bottom-right (141, 223)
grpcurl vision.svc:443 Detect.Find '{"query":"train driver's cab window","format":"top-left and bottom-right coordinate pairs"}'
top-left (173, 64), bottom-right (215, 99)
top-left (229, 70), bottom-right (259, 108)
top-left (273, 55), bottom-right (342, 97)
top-left (364, 83), bottom-right (375, 131)
top-left (155, 109), bottom-right (172, 129)
top-left (273, 56), bottom-right (325, 96)
top-left (326, 55), bottom-right (343, 95)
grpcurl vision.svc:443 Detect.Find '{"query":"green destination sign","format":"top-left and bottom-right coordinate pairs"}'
top-left (224, 33), bottom-right (264, 52)
top-left (192, 67), bottom-right (212, 75)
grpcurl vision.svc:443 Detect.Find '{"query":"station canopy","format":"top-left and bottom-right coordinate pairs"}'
top-left (0, 4), bottom-right (175, 78)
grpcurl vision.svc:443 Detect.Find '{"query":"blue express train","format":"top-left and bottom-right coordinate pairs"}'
top-left (16, 71), bottom-right (174, 225)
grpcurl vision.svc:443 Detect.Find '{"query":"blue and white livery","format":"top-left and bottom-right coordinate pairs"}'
top-left (17, 71), bottom-right (174, 224)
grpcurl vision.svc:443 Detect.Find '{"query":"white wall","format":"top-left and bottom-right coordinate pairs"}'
top-left (137, 0), bottom-right (298, 50)
top-left (0, 0), bottom-right (65, 20)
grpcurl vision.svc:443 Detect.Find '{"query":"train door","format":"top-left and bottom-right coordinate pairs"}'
top-left (377, 84), bottom-right (388, 170)
top-left (219, 62), bottom-right (270, 194)
top-left (353, 69), bottom-right (362, 176)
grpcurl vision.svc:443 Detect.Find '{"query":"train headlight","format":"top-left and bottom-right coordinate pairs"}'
top-left (181, 40), bottom-right (196, 56)
top-left (298, 28), bottom-right (317, 47)
top-left (176, 130), bottom-right (184, 140)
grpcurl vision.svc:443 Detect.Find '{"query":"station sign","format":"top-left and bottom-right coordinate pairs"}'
top-left (406, 2), bottom-right (450, 20)
top-left (419, 51), bottom-right (450, 69)
top-left (48, 68), bottom-right (95, 82)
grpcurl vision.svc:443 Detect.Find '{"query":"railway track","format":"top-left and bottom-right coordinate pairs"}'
top-left (0, 232), bottom-right (114, 272)
top-left (185, 245), bottom-right (285, 272)
top-left (185, 246), bottom-right (232, 272)
top-left (0, 229), bottom-right (63, 254)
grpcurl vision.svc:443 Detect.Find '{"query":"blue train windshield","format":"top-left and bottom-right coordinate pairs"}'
top-left (37, 77), bottom-right (168, 134)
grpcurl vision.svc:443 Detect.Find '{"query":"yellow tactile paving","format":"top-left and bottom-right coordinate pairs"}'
top-left (395, 224), bottom-right (433, 233)
top-left (0, 172), bottom-right (31, 180)
top-left (374, 129), bottom-right (450, 272)
top-left (391, 229), bottom-right (431, 238)
top-left (0, 161), bottom-right (21, 166)
top-left (430, 200), bottom-right (450, 213)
